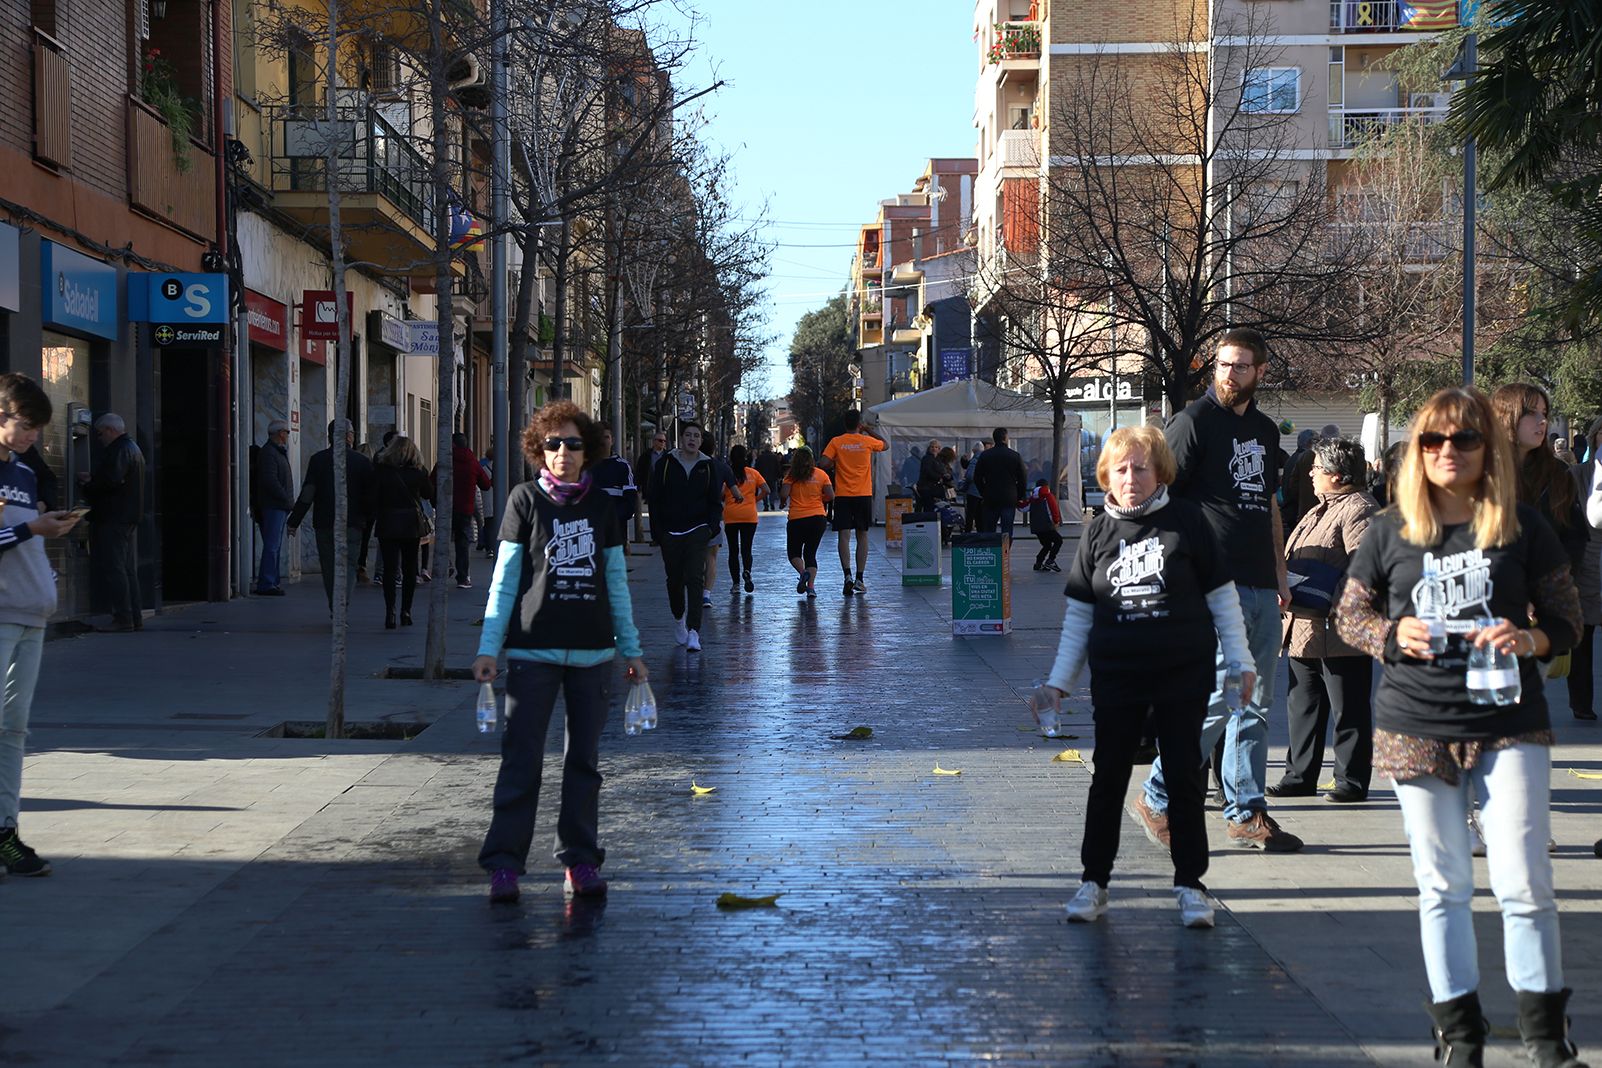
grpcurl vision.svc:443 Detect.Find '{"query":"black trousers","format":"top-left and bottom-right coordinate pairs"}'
top-left (478, 660), bottom-right (611, 873)
top-left (1083, 693), bottom-right (1209, 889)
top-left (725, 522), bottom-right (756, 582)
top-left (1034, 528), bottom-right (1063, 565)
top-left (378, 537), bottom-right (420, 616)
top-left (786, 515), bottom-right (827, 569)
top-left (1282, 655), bottom-right (1374, 793)
top-left (92, 524), bottom-right (140, 623)
top-left (1568, 624), bottom-right (1596, 716)
top-left (964, 496), bottom-right (981, 532)
top-left (452, 512), bottom-right (475, 584)
top-left (660, 530), bottom-right (709, 629)
top-left (357, 516), bottom-right (376, 572)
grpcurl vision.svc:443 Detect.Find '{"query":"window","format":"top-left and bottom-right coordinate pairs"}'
top-left (1008, 105), bottom-right (1029, 130)
top-left (1242, 68), bottom-right (1300, 114)
top-left (233, 0), bottom-right (257, 102)
top-left (1328, 47), bottom-right (1344, 109)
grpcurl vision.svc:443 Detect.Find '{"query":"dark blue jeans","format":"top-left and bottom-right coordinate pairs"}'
top-left (256, 508), bottom-right (287, 591)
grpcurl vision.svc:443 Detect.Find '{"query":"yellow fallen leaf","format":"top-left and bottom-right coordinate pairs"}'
top-left (691, 780), bottom-right (716, 795)
top-left (830, 726), bottom-right (873, 740)
top-left (716, 892), bottom-right (782, 909)
top-left (1319, 779), bottom-right (1337, 790)
top-left (1052, 749), bottom-right (1087, 765)
top-left (932, 764), bottom-right (962, 776)
top-left (1567, 768), bottom-right (1602, 781)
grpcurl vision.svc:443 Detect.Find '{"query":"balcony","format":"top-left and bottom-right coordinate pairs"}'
top-left (266, 102), bottom-right (442, 278)
top-left (128, 98), bottom-right (217, 241)
top-left (986, 21), bottom-right (1041, 66)
top-left (859, 316), bottom-right (884, 347)
top-left (1328, 106), bottom-right (1448, 148)
top-left (1329, 0), bottom-right (1458, 33)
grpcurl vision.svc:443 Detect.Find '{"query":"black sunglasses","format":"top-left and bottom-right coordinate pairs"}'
top-left (1417, 429), bottom-right (1485, 453)
top-left (542, 436), bottom-right (585, 452)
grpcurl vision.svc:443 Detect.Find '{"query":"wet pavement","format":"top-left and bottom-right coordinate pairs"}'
top-left (6, 520), bottom-right (1602, 1065)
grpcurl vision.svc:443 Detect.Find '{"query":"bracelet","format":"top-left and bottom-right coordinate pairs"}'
top-left (1518, 630), bottom-right (1536, 658)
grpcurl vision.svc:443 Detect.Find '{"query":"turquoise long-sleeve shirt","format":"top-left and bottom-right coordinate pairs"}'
top-left (477, 539), bottom-right (643, 665)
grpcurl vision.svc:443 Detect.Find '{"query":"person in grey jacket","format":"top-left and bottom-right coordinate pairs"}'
top-left (253, 420), bottom-right (294, 596)
top-left (78, 412), bottom-right (146, 631)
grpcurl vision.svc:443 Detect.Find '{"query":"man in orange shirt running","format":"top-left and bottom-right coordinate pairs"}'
top-left (820, 410), bottom-right (888, 597)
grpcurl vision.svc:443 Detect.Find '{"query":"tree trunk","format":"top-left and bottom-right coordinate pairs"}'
top-left (550, 217), bottom-right (572, 401)
top-left (323, 0), bottom-right (349, 740)
top-left (509, 230), bottom-right (535, 445)
top-left (423, 0), bottom-right (455, 681)
top-left (1050, 394), bottom-right (1066, 501)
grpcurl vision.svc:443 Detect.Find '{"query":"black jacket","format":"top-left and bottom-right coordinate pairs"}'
top-left (288, 447), bottom-right (375, 531)
top-left (916, 451), bottom-right (949, 498)
top-left (645, 451), bottom-right (723, 542)
top-left (254, 441), bottom-right (295, 512)
top-left (368, 464), bottom-right (432, 540)
top-left (83, 433), bottom-right (146, 526)
top-left (592, 455), bottom-right (638, 526)
top-left (973, 444), bottom-right (1028, 509)
top-left (18, 445), bottom-right (58, 513)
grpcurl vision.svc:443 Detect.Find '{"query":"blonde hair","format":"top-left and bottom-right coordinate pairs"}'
top-left (1096, 425), bottom-right (1177, 490)
top-left (378, 434), bottom-right (425, 470)
top-left (1395, 387), bottom-right (1520, 549)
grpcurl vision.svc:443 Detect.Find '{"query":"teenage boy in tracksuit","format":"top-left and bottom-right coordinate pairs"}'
top-left (0, 372), bottom-right (85, 877)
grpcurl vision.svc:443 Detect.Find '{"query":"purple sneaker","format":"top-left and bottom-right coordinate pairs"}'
top-left (563, 863), bottom-right (608, 898)
top-left (489, 868), bottom-right (520, 903)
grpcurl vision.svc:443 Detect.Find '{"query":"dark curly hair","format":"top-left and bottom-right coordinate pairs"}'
top-left (521, 400), bottom-right (605, 474)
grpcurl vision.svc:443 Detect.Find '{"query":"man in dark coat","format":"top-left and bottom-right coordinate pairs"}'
top-left (78, 412), bottom-right (146, 631)
top-left (972, 427), bottom-right (1029, 541)
top-left (288, 419), bottom-right (375, 611)
top-left (252, 420), bottom-right (294, 595)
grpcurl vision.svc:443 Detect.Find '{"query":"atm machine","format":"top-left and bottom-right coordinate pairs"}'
top-left (64, 403), bottom-right (92, 510)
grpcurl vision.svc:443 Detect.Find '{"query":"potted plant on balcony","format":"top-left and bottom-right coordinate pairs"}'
top-left (986, 22), bottom-right (1041, 65)
top-left (141, 47), bottom-right (196, 173)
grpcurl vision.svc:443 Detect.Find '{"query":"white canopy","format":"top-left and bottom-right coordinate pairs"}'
top-left (868, 379), bottom-right (1083, 525)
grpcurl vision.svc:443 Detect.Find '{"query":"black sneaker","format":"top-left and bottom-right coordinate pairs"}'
top-left (1033, 562), bottom-right (1044, 571)
top-left (1047, 561), bottom-right (1062, 572)
top-left (743, 573), bottom-right (754, 594)
top-left (0, 829), bottom-right (51, 876)
top-left (796, 574), bottom-right (808, 595)
top-left (842, 578), bottom-right (855, 597)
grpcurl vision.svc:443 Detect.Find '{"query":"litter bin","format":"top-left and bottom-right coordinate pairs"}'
top-left (901, 511), bottom-right (942, 587)
top-left (951, 532), bottom-right (1011, 636)
top-left (884, 492), bottom-right (914, 547)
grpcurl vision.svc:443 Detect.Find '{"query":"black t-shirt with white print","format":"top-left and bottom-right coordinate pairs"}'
top-left (498, 480), bottom-right (623, 651)
top-left (1065, 496), bottom-right (1230, 703)
top-left (1166, 390), bottom-right (1281, 590)
top-left (1343, 503), bottom-right (1568, 740)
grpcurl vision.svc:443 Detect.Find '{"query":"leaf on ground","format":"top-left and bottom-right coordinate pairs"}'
top-left (691, 780), bottom-right (716, 795)
top-left (932, 764), bottom-right (963, 776)
top-left (1319, 779), bottom-right (1337, 790)
top-left (1052, 749), bottom-right (1087, 765)
top-left (1567, 768), bottom-right (1602, 781)
top-left (830, 726), bottom-right (873, 740)
top-left (716, 892), bottom-right (782, 909)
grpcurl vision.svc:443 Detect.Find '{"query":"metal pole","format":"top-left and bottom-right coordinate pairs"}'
top-left (1462, 31), bottom-right (1477, 387)
top-left (489, 0), bottom-right (509, 522)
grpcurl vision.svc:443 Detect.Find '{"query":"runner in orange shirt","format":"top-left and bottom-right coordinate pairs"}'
top-left (820, 410), bottom-right (887, 598)
top-left (721, 444), bottom-right (767, 595)
top-left (780, 446), bottom-right (833, 598)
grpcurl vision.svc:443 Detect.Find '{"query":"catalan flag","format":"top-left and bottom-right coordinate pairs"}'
top-left (1398, 0), bottom-right (1459, 30)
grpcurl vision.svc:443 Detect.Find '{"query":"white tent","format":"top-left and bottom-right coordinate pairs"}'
top-left (868, 379), bottom-right (1083, 526)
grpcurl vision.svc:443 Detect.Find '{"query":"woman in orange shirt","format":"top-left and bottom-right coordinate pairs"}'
top-left (722, 444), bottom-right (767, 595)
top-left (780, 446), bottom-right (833, 598)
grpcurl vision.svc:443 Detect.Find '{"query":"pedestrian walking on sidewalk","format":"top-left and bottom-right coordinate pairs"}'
top-left (1026, 479), bottom-right (1063, 571)
top-left (973, 427), bottom-right (1029, 542)
top-left (591, 427), bottom-right (637, 536)
top-left (252, 420), bottom-right (294, 596)
top-left (1569, 417), bottom-right (1602, 722)
top-left (79, 412), bottom-right (146, 631)
top-left (447, 433), bottom-right (492, 590)
top-left (645, 422), bottom-right (722, 652)
top-left (781, 446), bottom-right (832, 598)
top-left (1271, 436), bottom-right (1378, 804)
top-left (288, 420), bottom-right (375, 612)
top-left (369, 435), bottom-right (431, 630)
top-left (1132, 328), bottom-right (1302, 855)
top-left (1335, 386), bottom-right (1587, 1068)
top-left (722, 444), bottom-right (766, 596)
top-left (700, 434), bottom-right (743, 606)
top-left (821, 410), bottom-right (887, 597)
top-left (474, 400), bottom-right (646, 905)
top-left (1040, 426), bottom-right (1254, 930)
top-left (0, 373), bottom-right (85, 877)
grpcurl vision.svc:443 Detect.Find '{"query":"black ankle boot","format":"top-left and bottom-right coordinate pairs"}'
top-left (1427, 992), bottom-right (1488, 1067)
top-left (1518, 989), bottom-right (1590, 1068)
top-left (401, 611), bottom-right (413, 626)
top-left (385, 613), bottom-right (397, 630)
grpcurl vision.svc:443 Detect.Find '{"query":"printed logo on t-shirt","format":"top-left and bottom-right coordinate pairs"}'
top-left (1413, 547), bottom-right (1493, 627)
top-left (547, 516), bottom-right (597, 578)
top-left (1105, 536), bottom-right (1166, 598)
top-left (1228, 439), bottom-right (1267, 493)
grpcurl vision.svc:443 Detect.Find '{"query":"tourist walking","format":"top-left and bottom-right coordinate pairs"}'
top-left (1026, 479), bottom-right (1063, 571)
top-left (252, 420), bottom-right (294, 596)
top-left (1039, 426), bottom-right (1254, 929)
top-left (781, 446), bottom-right (832, 598)
top-left (644, 422), bottom-right (722, 652)
top-left (821, 410), bottom-right (887, 596)
top-left (1336, 386), bottom-right (1586, 1068)
top-left (369, 435), bottom-right (431, 630)
top-left (722, 444), bottom-right (766, 595)
top-left (1271, 435), bottom-right (1379, 803)
top-left (474, 400), bottom-right (646, 905)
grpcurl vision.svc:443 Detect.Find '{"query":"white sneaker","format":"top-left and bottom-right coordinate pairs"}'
top-left (701, 591), bottom-right (712, 608)
top-left (1064, 881), bottom-right (1109, 923)
top-left (674, 615), bottom-right (689, 645)
top-left (1175, 886), bottom-right (1215, 929)
top-left (686, 629), bottom-right (701, 652)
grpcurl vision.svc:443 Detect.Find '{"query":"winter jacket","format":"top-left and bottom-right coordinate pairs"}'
top-left (368, 464), bottom-right (432, 541)
top-left (973, 444), bottom-right (1029, 510)
top-left (1026, 485), bottom-right (1061, 533)
top-left (288, 447), bottom-right (375, 531)
top-left (1571, 460), bottom-right (1602, 627)
top-left (82, 433), bottom-right (146, 527)
top-left (449, 444), bottom-right (491, 517)
top-left (254, 441), bottom-right (295, 512)
top-left (645, 450), bottom-right (723, 542)
top-left (916, 451), bottom-right (949, 500)
top-left (1282, 488), bottom-right (1378, 659)
top-left (0, 453), bottom-right (59, 627)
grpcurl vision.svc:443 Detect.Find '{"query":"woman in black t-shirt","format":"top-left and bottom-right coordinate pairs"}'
top-left (1335, 387), bottom-right (1584, 1066)
top-left (1039, 426), bottom-right (1255, 931)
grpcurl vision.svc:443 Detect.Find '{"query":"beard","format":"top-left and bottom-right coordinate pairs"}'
top-left (1216, 375), bottom-right (1258, 408)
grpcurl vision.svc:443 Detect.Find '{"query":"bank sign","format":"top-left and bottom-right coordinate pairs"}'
top-left (42, 241), bottom-right (118, 340)
top-left (129, 273), bottom-right (229, 325)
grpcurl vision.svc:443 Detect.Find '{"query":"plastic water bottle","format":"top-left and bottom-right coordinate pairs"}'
top-left (1419, 565), bottom-right (1448, 654)
top-left (1030, 677), bottom-right (1061, 738)
top-left (637, 682), bottom-right (658, 731)
top-left (1467, 618), bottom-right (1522, 706)
top-left (624, 681), bottom-right (658, 735)
top-left (1223, 661), bottom-right (1245, 714)
top-left (623, 685), bottom-right (643, 736)
top-left (476, 682), bottom-right (498, 734)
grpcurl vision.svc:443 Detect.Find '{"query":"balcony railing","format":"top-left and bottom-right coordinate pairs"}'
top-left (128, 98), bottom-right (217, 240)
top-left (1328, 107), bottom-right (1448, 148)
top-left (986, 20), bottom-right (1041, 65)
top-left (1329, 0), bottom-right (1458, 32)
top-left (996, 128), bottom-right (1041, 170)
top-left (266, 103), bottom-right (435, 234)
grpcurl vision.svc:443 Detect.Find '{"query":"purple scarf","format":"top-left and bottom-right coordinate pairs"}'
top-left (538, 468), bottom-right (593, 505)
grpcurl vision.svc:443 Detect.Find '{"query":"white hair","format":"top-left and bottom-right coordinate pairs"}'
top-left (94, 413), bottom-right (125, 434)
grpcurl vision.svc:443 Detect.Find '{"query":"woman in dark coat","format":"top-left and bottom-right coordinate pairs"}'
top-left (369, 435), bottom-right (432, 629)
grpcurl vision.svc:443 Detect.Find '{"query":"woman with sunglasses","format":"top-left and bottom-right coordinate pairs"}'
top-left (473, 401), bottom-right (647, 905)
top-left (1336, 387), bottom-right (1585, 1068)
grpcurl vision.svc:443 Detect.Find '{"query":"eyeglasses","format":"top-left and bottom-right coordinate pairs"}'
top-left (0, 409), bottom-right (38, 433)
top-left (543, 436), bottom-right (585, 453)
top-left (1418, 429), bottom-right (1485, 453)
top-left (1216, 360), bottom-right (1259, 377)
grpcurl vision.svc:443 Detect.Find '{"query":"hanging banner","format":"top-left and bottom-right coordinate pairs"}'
top-left (301, 290), bottom-right (354, 341)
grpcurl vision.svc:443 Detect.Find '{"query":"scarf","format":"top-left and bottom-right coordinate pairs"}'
top-left (538, 468), bottom-right (593, 505)
top-left (1103, 483), bottom-right (1169, 520)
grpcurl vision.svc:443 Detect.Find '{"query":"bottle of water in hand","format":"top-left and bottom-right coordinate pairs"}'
top-left (1419, 565), bottom-right (1448, 654)
top-left (1030, 677), bottom-right (1061, 738)
top-left (624, 680), bottom-right (658, 735)
top-left (1467, 617), bottom-right (1522, 706)
top-left (1223, 661), bottom-right (1245, 715)
top-left (476, 682), bottom-right (498, 734)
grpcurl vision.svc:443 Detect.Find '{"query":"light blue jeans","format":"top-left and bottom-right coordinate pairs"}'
top-left (1144, 584), bottom-right (1281, 823)
top-left (1394, 743), bottom-right (1563, 1001)
top-left (0, 623), bottom-right (45, 829)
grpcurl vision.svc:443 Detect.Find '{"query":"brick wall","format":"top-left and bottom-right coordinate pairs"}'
top-left (1048, 0), bottom-right (1206, 46)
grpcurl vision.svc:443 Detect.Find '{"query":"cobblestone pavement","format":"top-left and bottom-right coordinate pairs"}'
top-left (5, 522), bottom-right (1602, 1066)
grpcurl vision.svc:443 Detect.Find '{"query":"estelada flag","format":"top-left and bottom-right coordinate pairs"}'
top-left (1398, 0), bottom-right (1459, 30)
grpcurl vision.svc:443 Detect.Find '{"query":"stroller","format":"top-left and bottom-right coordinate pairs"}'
top-left (935, 500), bottom-right (964, 544)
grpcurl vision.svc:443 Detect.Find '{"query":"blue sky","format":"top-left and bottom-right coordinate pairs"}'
top-left (661, 1), bottom-right (978, 398)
